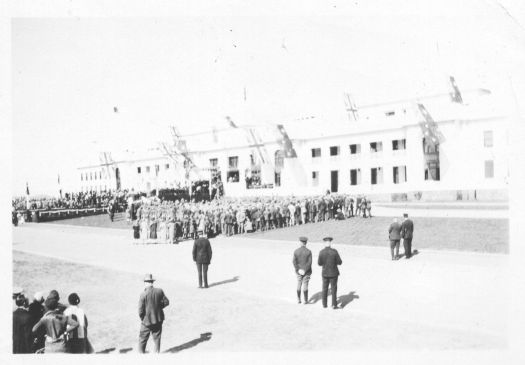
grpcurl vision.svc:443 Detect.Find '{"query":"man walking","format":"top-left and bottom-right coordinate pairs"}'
top-left (293, 236), bottom-right (312, 304)
top-left (318, 237), bottom-right (343, 309)
top-left (138, 274), bottom-right (170, 353)
top-left (192, 234), bottom-right (213, 288)
top-left (388, 218), bottom-right (402, 260)
top-left (401, 213), bottom-right (414, 259)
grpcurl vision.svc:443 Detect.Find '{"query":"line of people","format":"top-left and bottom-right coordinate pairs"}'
top-left (130, 194), bottom-right (374, 244)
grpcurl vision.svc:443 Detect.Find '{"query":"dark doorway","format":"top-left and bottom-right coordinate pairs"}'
top-left (330, 170), bottom-right (339, 193)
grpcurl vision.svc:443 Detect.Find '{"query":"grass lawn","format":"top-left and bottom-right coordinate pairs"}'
top-left (44, 213), bottom-right (508, 253)
top-left (247, 217), bottom-right (509, 254)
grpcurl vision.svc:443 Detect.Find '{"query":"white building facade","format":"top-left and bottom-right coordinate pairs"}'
top-left (76, 90), bottom-right (510, 201)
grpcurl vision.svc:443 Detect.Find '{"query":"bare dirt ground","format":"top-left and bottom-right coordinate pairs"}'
top-left (12, 222), bottom-right (508, 353)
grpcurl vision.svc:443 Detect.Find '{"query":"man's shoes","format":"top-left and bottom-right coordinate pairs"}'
top-left (298, 299), bottom-right (302, 304)
top-left (204, 285), bottom-right (209, 289)
top-left (323, 305), bottom-right (327, 308)
top-left (332, 305), bottom-right (339, 310)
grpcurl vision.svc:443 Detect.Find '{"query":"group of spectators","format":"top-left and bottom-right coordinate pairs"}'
top-left (129, 193), bottom-right (373, 244)
top-left (12, 288), bottom-right (91, 354)
top-left (12, 190), bottom-right (124, 211)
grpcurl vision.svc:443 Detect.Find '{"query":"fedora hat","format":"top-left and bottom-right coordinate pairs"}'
top-left (143, 273), bottom-right (156, 282)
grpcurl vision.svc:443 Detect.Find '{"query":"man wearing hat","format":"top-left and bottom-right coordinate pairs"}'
top-left (318, 237), bottom-right (343, 309)
top-left (401, 213), bottom-right (414, 259)
top-left (293, 236), bottom-right (312, 304)
top-left (138, 274), bottom-right (170, 353)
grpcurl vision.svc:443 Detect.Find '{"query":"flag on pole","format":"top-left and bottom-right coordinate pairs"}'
top-left (343, 93), bottom-right (359, 121)
top-left (225, 116), bottom-right (238, 128)
top-left (417, 104), bottom-right (444, 147)
top-left (449, 76), bottom-right (463, 104)
top-left (276, 124), bottom-right (297, 158)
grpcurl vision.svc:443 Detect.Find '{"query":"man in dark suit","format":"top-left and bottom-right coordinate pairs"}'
top-left (293, 236), bottom-right (313, 304)
top-left (138, 274), bottom-right (170, 353)
top-left (388, 218), bottom-right (402, 260)
top-left (13, 295), bottom-right (33, 353)
top-left (192, 234), bottom-right (213, 288)
top-left (318, 237), bottom-right (343, 309)
top-left (401, 213), bottom-right (414, 259)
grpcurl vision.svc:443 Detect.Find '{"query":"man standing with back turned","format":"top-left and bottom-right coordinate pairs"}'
top-left (193, 233), bottom-right (213, 288)
top-left (318, 237), bottom-right (343, 309)
top-left (138, 274), bottom-right (169, 353)
top-left (293, 236), bottom-right (312, 304)
top-left (401, 213), bottom-right (414, 259)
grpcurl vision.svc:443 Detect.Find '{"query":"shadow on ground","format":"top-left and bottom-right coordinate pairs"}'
top-left (208, 276), bottom-right (240, 288)
top-left (307, 290), bottom-right (359, 308)
top-left (95, 333), bottom-right (213, 354)
top-left (163, 332), bottom-right (212, 353)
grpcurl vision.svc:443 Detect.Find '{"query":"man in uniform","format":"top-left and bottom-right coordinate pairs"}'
top-left (138, 274), bottom-right (170, 353)
top-left (192, 233), bottom-right (213, 288)
top-left (401, 213), bottom-right (414, 259)
top-left (293, 236), bottom-right (312, 304)
top-left (388, 218), bottom-right (402, 260)
top-left (318, 237), bottom-right (343, 309)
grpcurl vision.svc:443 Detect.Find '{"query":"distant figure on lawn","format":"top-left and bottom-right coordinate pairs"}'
top-left (401, 213), bottom-right (414, 259)
top-left (138, 274), bottom-right (170, 353)
top-left (293, 236), bottom-right (312, 304)
top-left (388, 218), bottom-right (402, 260)
top-left (318, 237), bottom-right (343, 309)
top-left (192, 233), bottom-right (213, 288)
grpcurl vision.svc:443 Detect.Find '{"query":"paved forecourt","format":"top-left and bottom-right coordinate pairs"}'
top-left (12, 223), bottom-right (508, 351)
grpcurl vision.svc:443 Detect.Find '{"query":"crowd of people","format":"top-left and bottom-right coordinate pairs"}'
top-left (129, 193), bottom-right (373, 244)
top-left (12, 190), bottom-right (125, 211)
top-left (12, 288), bottom-right (91, 354)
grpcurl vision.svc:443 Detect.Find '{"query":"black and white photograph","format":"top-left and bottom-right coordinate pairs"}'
top-left (2, 1), bottom-right (525, 364)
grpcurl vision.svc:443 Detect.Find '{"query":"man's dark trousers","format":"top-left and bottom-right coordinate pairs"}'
top-left (197, 263), bottom-right (209, 288)
top-left (322, 276), bottom-right (338, 307)
top-left (403, 237), bottom-right (412, 258)
top-left (138, 323), bottom-right (162, 353)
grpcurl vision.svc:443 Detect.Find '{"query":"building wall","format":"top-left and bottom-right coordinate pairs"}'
top-left (75, 115), bottom-right (509, 201)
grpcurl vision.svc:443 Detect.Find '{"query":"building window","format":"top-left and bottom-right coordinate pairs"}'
top-left (350, 168), bottom-right (361, 185)
top-left (311, 148), bottom-right (321, 158)
top-left (210, 158), bottom-right (218, 168)
top-left (228, 156), bottom-right (239, 169)
top-left (312, 171), bottom-right (319, 186)
top-left (371, 167), bottom-right (383, 184)
top-left (137, 167), bottom-right (141, 174)
top-left (146, 166), bottom-right (150, 173)
top-left (349, 144), bottom-right (361, 155)
top-left (393, 166), bottom-right (407, 184)
top-left (485, 160), bottom-right (494, 178)
top-left (165, 164), bottom-right (170, 170)
top-left (370, 141), bottom-right (383, 153)
top-left (330, 146), bottom-right (340, 156)
top-left (484, 131), bottom-right (493, 148)
top-left (227, 171), bottom-right (239, 182)
top-left (392, 139), bottom-right (406, 150)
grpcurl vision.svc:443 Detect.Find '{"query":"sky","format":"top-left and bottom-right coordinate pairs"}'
top-left (10, 0), bottom-right (525, 196)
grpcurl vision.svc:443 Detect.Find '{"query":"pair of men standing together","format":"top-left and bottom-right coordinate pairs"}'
top-left (293, 236), bottom-right (342, 309)
top-left (388, 213), bottom-right (415, 260)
